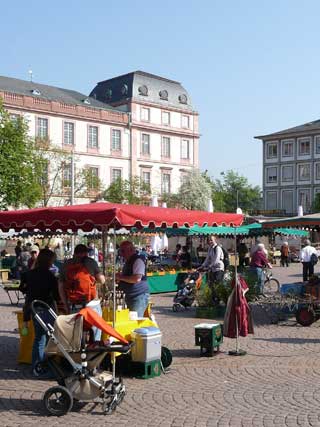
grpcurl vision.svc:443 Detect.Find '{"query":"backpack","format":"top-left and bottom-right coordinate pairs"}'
top-left (214, 245), bottom-right (230, 270)
top-left (310, 253), bottom-right (318, 266)
top-left (64, 261), bottom-right (96, 304)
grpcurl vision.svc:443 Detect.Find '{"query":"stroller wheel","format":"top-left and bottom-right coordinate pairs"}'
top-left (161, 346), bottom-right (173, 368)
top-left (43, 385), bottom-right (73, 416)
top-left (117, 386), bottom-right (126, 405)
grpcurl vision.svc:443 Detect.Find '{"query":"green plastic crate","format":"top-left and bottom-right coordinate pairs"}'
top-left (194, 323), bottom-right (223, 356)
top-left (131, 359), bottom-right (162, 379)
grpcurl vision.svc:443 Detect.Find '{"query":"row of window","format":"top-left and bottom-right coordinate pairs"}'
top-left (140, 108), bottom-right (191, 128)
top-left (266, 163), bottom-right (320, 183)
top-left (265, 188), bottom-right (316, 212)
top-left (266, 136), bottom-right (320, 159)
top-left (22, 116), bottom-right (191, 160)
top-left (62, 165), bottom-right (185, 194)
top-left (33, 117), bottom-right (122, 150)
top-left (141, 133), bottom-right (190, 160)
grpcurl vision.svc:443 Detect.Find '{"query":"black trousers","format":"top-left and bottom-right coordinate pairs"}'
top-left (207, 270), bottom-right (224, 305)
top-left (302, 262), bottom-right (314, 282)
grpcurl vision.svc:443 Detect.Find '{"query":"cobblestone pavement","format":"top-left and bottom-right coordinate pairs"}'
top-left (2, 263), bottom-right (320, 426)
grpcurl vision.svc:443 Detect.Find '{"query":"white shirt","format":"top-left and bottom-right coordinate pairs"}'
top-left (300, 245), bottom-right (317, 262)
top-left (133, 258), bottom-right (146, 275)
top-left (201, 244), bottom-right (224, 272)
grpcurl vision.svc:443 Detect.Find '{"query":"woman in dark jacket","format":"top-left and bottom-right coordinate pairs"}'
top-left (20, 249), bottom-right (58, 374)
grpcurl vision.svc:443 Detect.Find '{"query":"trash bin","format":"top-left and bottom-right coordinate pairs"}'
top-left (15, 311), bottom-right (34, 364)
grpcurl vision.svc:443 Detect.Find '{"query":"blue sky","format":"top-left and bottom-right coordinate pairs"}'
top-left (2, 1), bottom-right (320, 187)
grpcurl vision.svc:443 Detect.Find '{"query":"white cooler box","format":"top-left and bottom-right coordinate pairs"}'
top-left (131, 327), bottom-right (162, 362)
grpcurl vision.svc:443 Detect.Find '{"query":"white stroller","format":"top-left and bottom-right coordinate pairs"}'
top-left (31, 300), bottom-right (132, 416)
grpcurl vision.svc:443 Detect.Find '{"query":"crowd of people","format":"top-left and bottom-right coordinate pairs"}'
top-left (10, 239), bottom-right (150, 378)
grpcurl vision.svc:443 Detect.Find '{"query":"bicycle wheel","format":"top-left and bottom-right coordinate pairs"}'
top-left (263, 278), bottom-right (280, 295)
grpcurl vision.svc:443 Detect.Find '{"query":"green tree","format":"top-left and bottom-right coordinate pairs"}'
top-left (102, 176), bottom-right (151, 204)
top-left (312, 193), bottom-right (320, 212)
top-left (220, 170), bottom-right (262, 213)
top-left (0, 100), bottom-right (41, 209)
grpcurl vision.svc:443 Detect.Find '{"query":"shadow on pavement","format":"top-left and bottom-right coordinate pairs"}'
top-left (253, 337), bottom-right (320, 344)
top-left (0, 396), bottom-right (88, 416)
top-left (170, 348), bottom-right (203, 358)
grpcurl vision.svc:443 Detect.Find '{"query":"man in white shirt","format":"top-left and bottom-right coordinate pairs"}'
top-left (198, 235), bottom-right (224, 305)
top-left (300, 239), bottom-right (317, 281)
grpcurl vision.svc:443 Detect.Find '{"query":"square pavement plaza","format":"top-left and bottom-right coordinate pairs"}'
top-left (1, 263), bottom-right (320, 427)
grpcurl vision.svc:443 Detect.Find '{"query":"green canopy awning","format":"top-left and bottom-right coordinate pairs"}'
top-left (131, 223), bottom-right (308, 237)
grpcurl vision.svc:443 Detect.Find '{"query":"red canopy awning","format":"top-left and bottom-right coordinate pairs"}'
top-left (0, 202), bottom-right (243, 232)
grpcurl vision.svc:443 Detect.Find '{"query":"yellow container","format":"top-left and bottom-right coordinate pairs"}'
top-left (15, 311), bottom-right (35, 364)
top-left (101, 318), bottom-right (157, 342)
top-left (102, 307), bottom-right (130, 322)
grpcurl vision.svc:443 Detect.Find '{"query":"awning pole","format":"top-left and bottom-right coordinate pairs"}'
top-left (229, 228), bottom-right (246, 356)
top-left (101, 227), bottom-right (107, 300)
top-left (112, 228), bottom-right (117, 380)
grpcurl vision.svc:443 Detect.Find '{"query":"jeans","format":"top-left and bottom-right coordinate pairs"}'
top-left (250, 266), bottom-right (264, 294)
top-left (32, 313), bottom-right (50, 369)
top-left (71, 299), bottom-right (103, 341)
top-left (86, 299), bottom-right (102, 341)
top-left (125, 293), bottom-right (150, 317)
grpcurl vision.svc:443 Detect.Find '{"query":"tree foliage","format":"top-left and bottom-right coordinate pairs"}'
top-left (175, 169), bottom-right (212, 210)
top-left (102, 176), bottom-right (151, 204)
top-left (0, 100), bottom-right (41, 209)
top-left (312, 193), bottom-right (320, 213)
top-left (34, 142), bottom-right (103, 206)
top-left (203, 170), bottom-right (262, 213)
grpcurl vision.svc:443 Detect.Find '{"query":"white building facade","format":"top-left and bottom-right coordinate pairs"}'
top-left (0, 71), bottom-right (199, 206)
top-left (255, 120), bottom-right (320, 215)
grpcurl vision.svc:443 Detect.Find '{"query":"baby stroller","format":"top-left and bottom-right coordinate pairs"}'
top-left (31, 300), bottom-right (132, 416)
top-left (172, 271), bottom-right (202, 312)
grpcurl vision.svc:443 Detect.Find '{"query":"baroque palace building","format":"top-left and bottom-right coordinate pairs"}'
top-left (0, 71), bottom-right (199, 205)
top-left (255, 119), bottom-right (320, 215)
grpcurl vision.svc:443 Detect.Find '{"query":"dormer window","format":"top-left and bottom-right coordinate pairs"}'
top-left (138, 85), bottom-right (148, 96)
top-left (179, 94), bottom-right (187, 104)
top-left (83, 98), bottom-right (91, 105)
top-left (121, 84), bottom-right (128, 96)
top-left (31, 89), bottom-right (41, 96)
top-left (106, 88), bottom-right (112, 100)
top-left (159, 90), bottom-right (168, 100)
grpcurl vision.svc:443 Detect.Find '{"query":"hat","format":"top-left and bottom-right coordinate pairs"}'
top-left (30, 245), bottom-right (39, 253)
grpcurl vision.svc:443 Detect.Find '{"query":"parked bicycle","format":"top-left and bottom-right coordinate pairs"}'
top-left (262, 268), bottom-right (280, 296)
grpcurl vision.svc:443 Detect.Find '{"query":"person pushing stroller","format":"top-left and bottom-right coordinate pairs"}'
top-left (197, 235), bottom-right (224, 305)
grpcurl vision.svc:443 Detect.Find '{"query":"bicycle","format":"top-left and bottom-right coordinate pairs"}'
top-left (262, 268), bottom-right (280, 296)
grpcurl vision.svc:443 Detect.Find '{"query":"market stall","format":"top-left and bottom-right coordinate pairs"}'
top-left (0, 202), bottom-right (243, 367)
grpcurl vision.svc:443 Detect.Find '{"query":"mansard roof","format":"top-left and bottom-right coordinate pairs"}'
top-left (90, 70), bottom-right (194, 111)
